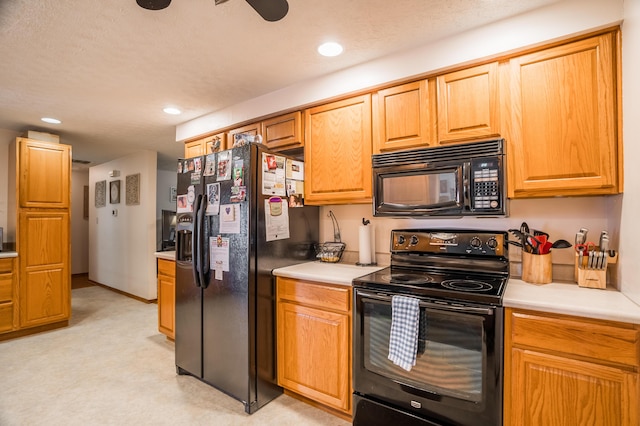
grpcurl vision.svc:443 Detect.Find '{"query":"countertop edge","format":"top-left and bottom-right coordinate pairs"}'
top-left (272, 261), bottom-right (386, 286)
top-left (503, 279), bottom-right (640, 324)
top-left (154, 251), bottom-right (176, 261)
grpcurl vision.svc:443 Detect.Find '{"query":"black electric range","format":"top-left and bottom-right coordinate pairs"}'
top-left (353, 229), bottom-right (510, 305)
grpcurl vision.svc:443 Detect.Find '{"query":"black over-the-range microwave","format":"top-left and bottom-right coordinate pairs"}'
top-left (372, 139), bottom-right (507, 217)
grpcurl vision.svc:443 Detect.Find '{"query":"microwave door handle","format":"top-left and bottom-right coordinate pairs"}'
top-left (462, 163), bottom-right (470, 207)
top-left (357, 291), bottom-right (493, 315)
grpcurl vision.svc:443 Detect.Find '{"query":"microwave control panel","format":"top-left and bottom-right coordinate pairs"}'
top-left (470, 157), bottom-right (502, 211)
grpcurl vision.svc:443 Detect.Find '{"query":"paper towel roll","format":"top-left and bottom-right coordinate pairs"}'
top-left (359, 225), bottom-right (372, 265)
top-left (369, 225), bottom-right (376, 264)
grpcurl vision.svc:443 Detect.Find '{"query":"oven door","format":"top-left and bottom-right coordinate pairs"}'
top-left (353, 289), bottom-right (503, 426)
top-left (373, 164), bottom-right (465, 217)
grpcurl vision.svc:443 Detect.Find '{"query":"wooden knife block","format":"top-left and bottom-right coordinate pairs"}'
top-left (575, 250), bottom-right (618, 289)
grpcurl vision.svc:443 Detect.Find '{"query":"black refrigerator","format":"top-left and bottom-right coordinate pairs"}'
top-left (174, 142), bottom-right (319, 414)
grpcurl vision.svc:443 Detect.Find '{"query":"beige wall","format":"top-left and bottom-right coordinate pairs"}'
top-left (0, 129), bottom-right (21, 242)
top-left (89, 150), bottom-right (158, 300)
top-left (71, 170), bottom-right (90, 274)
top-left (619, 0), bottom-right (640, 304)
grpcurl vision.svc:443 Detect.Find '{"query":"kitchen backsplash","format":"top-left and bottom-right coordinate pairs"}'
top-left (319, 194), bottom-right (621, 287)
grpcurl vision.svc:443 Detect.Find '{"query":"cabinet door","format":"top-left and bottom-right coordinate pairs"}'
top-left (184, 140), bottom-right (204, 158)
top-left (157, 259), bottom-right (175, 338)
top-left (304, 94), bottom-right (372, 204)
top-left (19, 211), bottom-right (70, 328)
top-left (158, 273), bottom-right (175, 339)
top-left (506, 33), bottom-right (619, 197)
top-left (263, 111), bottom-right (304, 151)
top-left (18, 138), bottom-right (71, 208)
top-left (375, 80), bottom-right (435, 153)
top-left (204, 133), bottom-right (226, 154)
top-left (510, 348), bottom-right (638, 426)
top-left (277, 300), bottom-right (351, 412)
top-left (437, 62), bottom-right (500, 143)
top-left (227, 122), bottom-right (262, 148)
top-left (0, 258), bottom-right (16, 333)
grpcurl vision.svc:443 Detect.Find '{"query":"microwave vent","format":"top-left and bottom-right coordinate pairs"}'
top-left (372, 139), bottom-right (504, 168)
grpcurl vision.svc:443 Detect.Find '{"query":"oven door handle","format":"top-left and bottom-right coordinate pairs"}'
top-left (357, 291), bottom-right (494, 315)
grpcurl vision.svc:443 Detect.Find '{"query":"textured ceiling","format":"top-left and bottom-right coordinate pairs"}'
top-left (0, 0), bottom-right (555, 170)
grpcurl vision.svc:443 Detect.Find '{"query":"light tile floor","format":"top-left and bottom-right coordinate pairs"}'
top-left (0, 286), bottom-right (350, 426)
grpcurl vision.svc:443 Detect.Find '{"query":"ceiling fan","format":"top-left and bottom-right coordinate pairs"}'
top-left (136, 0), bottom-right (289, 22)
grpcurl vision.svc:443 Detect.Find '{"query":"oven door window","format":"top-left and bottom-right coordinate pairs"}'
top-left (362, 297), bottom-right (485, 403)
top-left (375, 166), bottom-right (462, 215)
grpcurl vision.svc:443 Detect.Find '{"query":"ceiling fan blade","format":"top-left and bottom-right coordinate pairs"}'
top-left (245, 0), bottom-right (289, 22)
top-left (136, 0), bottom-right (172, 10)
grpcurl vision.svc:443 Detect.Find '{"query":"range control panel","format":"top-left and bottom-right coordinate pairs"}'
top-left (391, 229), bottom-right (507, 257)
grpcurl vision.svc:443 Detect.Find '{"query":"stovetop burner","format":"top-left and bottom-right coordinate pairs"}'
top-left (440, 279), bottom-right (494, 292)
top-left (380, 272), bottom-right (434, 285)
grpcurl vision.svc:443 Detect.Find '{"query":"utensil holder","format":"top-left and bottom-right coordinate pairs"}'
top-left (522, 252), bottom-right (552, 285)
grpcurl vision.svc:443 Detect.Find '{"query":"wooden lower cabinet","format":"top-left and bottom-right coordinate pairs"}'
top-left (0, 258), bottom-right (17, 333)
top-left (276, 277), bottom-right (352, 416)
top-left (19, 210), bottom-right (70, 328)
top-left (505, 308), bottom-right (640, 425)
top-left (157, 258), bottom-right (175, 339)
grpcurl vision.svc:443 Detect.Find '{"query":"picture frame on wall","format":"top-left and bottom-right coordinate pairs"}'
top-left (110, 180), bottom-right (121, 204)
top-left (95, 180), bottom-right (106, 208)
top-left (126, 173), bottom-right (140, 206)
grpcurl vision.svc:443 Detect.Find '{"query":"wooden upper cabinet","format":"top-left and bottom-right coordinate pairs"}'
top-left (262, 111), bottom-right (304, 151)
top-left (184, 132), bottom-right (226, 158)
top-left (506, 32), bottom-right (620, 198)
top-left (18, 138), bottom-right (71, 209)
top-left (374, 80), bottom-right (435, 153)
top-left (227, 122), bottom-right (262, 148)
top-left (304, 94), bottom-right (373, 205)
top-left (436, 62), bottom-right (500, 143)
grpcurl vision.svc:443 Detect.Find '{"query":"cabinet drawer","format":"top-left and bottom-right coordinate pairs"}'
top-left (0, 303), bottom-right (14, 333)
top-left (509, 309), bottom-right (640, 368)
top-left (0, 258), bottom-right (13, 274)
top-left (0, 274), bottom-right (13, 303)
top-left (157, 259), bottom-right (175, 277)
top-left (277, 277), bottom-right (350, 313)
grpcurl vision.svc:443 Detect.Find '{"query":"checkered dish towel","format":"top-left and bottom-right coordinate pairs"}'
top-left (388, 295), bottom-right (421, 371)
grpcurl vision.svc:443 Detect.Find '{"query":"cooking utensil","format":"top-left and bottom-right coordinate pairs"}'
top-left (540, 241), bottom-right (553, 254)
top-left (520, 222), bottom-right (530, 235)
top-left (507, 240), bottom-right (523, 248)
top-left (551, 239), bottom-right (572, 249)
top-left (533, 229), bottom-right (550, 239)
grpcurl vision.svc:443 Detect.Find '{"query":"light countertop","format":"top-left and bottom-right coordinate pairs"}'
top-left (154, 251), bottom-right (175, 261)
top-left (504, 279), bottom-right (640, 324)
top-left (272, 261), bottom-right (386, 286)
top-left (272, 261), bottom-right (640, 324)
top-left (0, 251), bottom-right (18, 259)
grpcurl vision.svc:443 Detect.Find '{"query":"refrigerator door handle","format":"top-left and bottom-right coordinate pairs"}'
top-left (192, 194), bottom-right (202, 288)
top-left (197, 194), bottom-right (209, 289)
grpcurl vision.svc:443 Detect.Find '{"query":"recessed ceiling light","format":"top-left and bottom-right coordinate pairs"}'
top-left (41, 117), bottom-right (62, 124)
top-left (318, 42), bottom-right (343, 57)
top-left (163, 107), bottom-right (182, 115)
